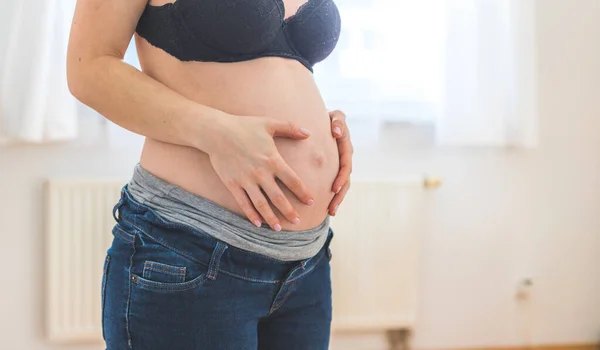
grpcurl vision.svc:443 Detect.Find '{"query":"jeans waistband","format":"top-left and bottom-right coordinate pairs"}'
top-left (113, 185), bottom-right (333, 284)
top-left (127, 163), bottom-right (330, 261)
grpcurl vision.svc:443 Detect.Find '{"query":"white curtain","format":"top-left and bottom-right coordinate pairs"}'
top-left (315, 0), bottom-right (538, 148)
top-left (0, 0), bottom-right (78, 143)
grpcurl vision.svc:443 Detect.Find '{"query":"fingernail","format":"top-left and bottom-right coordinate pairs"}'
top-left (332, 205), bottom-right (339, 215)
top-left (253, 220), bottom-right (262, 227)
top-left (333, 126), bottom-right (342, 136)
top-left (300, 128), bottom-right (312, 136)
top-left (335, 186), bottom-right (342, 194)
top-left (274, 223), bottom-right (282, 232)
top-left (292, 217), bottom-right (300, 224)
top-left (307, 199), bottom-right (314, 206)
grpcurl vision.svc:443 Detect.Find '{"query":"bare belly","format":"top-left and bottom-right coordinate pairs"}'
top-left (134, 35), bottom-right (339, 230)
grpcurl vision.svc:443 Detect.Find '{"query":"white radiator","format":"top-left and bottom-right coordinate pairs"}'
top-left (45, 179), bottom-right (123, 343)
top-left (44, 177), bottom-right (434, 343)
top-left (329, 178), bottom-right (427, 333)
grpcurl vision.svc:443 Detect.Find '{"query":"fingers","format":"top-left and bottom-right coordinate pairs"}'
top-left (275, 159), bottom-right (315, 206)
top-left (225, 183), bottom-right (263, 228)
top-left (245, 186), bottom-right (282, 231)
top-left (329, 179), bottom-right (351, 216)
top-left (269, 119), bottom-right (312, 140)
top-left (329, 109), bottom-right (353, 193)
top-left (328, 109), bottom-right (353, 211)
top-left (331, 132), bottom-right (353, 193)
top-left (329, 110), bottom-right (347, 139)
top-left (331, 150), bottom-right (352, 194)
top-left (260, 179), bottom-right (301, 225)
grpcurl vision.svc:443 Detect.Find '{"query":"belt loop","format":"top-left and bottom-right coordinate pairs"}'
top-left (207, 242), bottom-right (228, 280)
top-left (112, 186), bottom-right (127, 222)
top-left (112, 197), bottom-right (124, 222)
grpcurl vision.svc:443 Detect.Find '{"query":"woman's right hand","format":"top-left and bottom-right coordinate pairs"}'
top-left (205, 114), bottom-right (315, 231)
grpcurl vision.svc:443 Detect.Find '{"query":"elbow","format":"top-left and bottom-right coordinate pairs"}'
top-left (66, 60), bottom-right (100, 109)
top-left (66, 48), bottom-right (96, 103)
top-left (66, 62), bottom-right (86, 102)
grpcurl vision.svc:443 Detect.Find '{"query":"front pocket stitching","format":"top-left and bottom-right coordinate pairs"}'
top-left (142, 261), bottom-right (187, 283)
top-left (143, 261), bottom-right (186, 275)
top-left (132, 273), bottom-right (207, 292)
top-left (145, 266), bottom-right (186, 275)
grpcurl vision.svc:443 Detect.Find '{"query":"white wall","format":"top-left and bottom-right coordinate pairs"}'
top-left (1, 0), bottom-right (599, 349)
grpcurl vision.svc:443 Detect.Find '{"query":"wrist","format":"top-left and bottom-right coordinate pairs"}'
top-left (181, 106), bottom-right (232, 154)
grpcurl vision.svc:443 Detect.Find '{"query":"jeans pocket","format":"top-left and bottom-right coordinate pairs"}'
top-left (131, 272), bottom-right (208, 292)
top-left (134, 259), bottom-right (206, 292)
top-left (142, 261), bottom-right (186, 283)
top-left (128, 256), bottom-right (212, 347)
top-left (130, 254), bottom-right (208, 292)
top-left (128, 263), bottom-right (218, 349)
top-left (129, 228), bottom-right (210, 293)
top-left (101, 255), bottom-right (111, 340)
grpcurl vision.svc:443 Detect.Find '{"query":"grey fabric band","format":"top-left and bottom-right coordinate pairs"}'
top-left (127, 164), bottom-right (330, 261)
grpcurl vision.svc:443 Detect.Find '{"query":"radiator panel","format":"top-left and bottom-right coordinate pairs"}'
top-left (45, 180), bottom-right (122, 342)
top-left (329, 179), bottom-right (424, 331)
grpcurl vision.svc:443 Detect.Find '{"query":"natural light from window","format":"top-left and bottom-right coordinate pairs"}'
top-left (314, 0), bottom-right (446, 123)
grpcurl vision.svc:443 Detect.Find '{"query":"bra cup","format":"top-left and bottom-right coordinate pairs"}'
top-left (183, 0), bottom-right (283, 55)
top-left (135, 0), bottom-right (341, 69)
top-left (286, 0), bottom-right (341, 65)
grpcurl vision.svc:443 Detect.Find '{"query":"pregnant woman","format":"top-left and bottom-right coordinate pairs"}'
top-left (67, 0), bottom-right (353, 349)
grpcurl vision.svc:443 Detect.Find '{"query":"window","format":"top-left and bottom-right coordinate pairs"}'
top-left (314, 0), bottom-right (445, 123)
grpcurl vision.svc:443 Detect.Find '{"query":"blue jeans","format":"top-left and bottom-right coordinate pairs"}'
top-left (102, 187), bottom-right (333, 350)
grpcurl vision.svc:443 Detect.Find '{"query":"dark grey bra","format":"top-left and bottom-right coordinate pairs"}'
top-left (135, 0), bottom-right (341, 71)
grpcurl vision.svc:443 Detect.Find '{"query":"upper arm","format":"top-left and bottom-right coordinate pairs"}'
top-left (67, 0), bottom-right (147, 78)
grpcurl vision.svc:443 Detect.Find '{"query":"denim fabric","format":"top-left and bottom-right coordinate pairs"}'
top-left (102, 186), bottom-right (333, 350)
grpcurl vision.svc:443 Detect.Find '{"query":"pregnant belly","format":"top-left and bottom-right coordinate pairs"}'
top-left (138, 57), bottom-right (339, 231)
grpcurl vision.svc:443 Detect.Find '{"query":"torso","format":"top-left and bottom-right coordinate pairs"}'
top-left (135, 0), bottom-right (339, 230)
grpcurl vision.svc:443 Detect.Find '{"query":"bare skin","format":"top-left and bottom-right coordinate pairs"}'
top-left (67, 0), bottom-right (352, 232)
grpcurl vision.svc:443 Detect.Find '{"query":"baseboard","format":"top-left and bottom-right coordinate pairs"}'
top-left (330, 334), bottom-right (599, 350)
top-left (443, 345), bottom-right (599, 350)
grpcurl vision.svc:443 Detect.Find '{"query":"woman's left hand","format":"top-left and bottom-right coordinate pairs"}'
top-left (328, 110), bottom-right (353, 216)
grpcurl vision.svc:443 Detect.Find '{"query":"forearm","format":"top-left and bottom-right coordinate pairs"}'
top-left (67, 55), bottom-right (225, 152)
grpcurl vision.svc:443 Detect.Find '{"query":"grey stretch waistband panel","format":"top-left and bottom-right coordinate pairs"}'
top-left (127, 164), bottom-right (330, 261)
